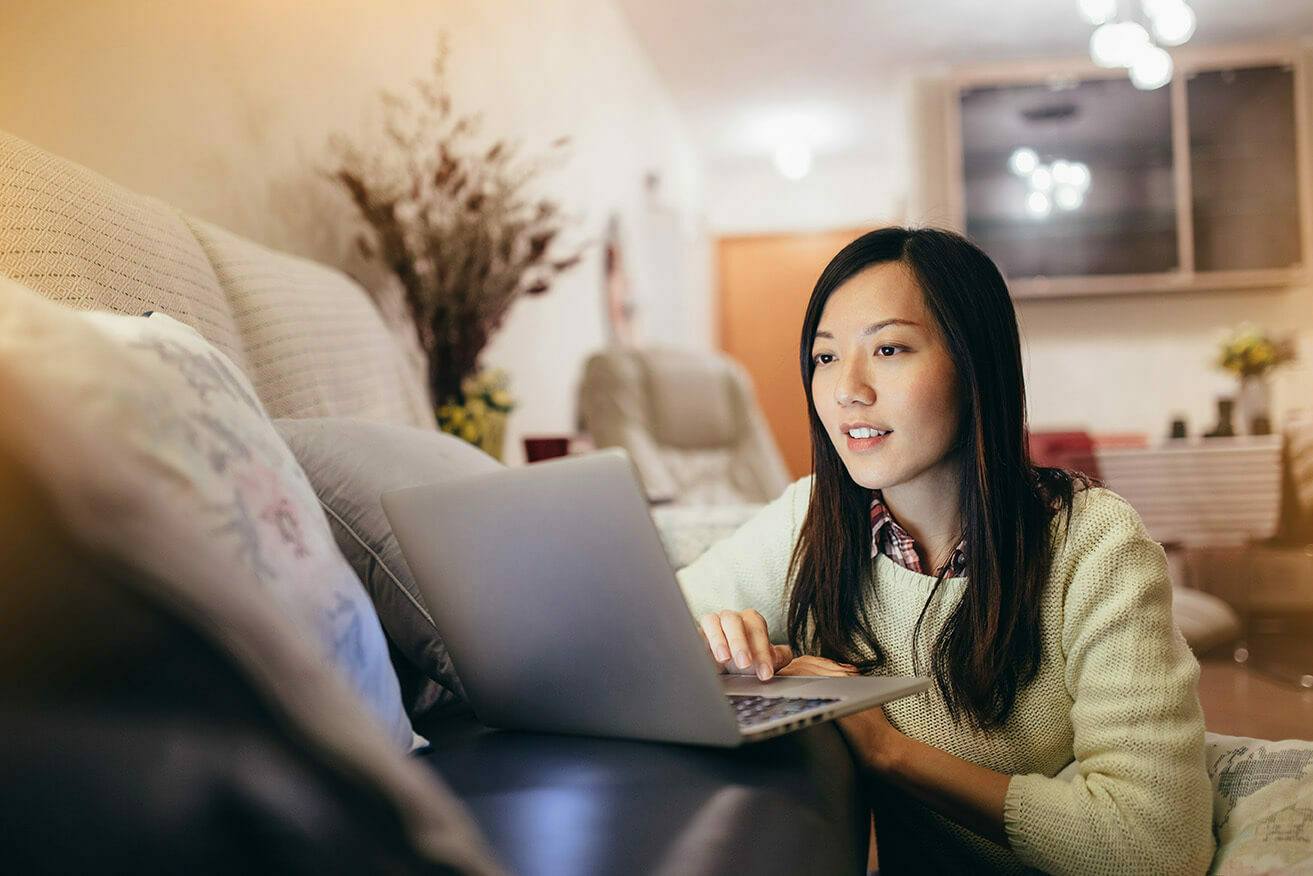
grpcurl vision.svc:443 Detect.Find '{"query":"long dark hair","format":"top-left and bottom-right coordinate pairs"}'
top-left (786, 227), bottom-right (1086, 729)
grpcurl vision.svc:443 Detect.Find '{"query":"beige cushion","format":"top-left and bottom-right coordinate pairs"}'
top-left (184, 218), bottom-right (435, 428)
top-left (0, 130), bottom-right (247, 371)
top-left (579, 347), bottom-right (792, 505)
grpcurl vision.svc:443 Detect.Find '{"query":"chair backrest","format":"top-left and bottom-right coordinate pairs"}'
top-left (578, 346), bottom-right (792, 505)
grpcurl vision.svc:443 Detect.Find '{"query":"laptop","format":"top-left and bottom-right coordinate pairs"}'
top-left (380, 448), bottom-right (929, 747)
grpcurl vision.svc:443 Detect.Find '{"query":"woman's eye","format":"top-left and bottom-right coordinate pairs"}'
top-left (812, 353), bottom-right (835, 365)
top-left (876, 345), bottom-right (901, 357)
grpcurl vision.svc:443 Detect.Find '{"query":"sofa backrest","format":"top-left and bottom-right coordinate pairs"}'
top-left (184, 218), bottom-right (434, 427)
top-left (0, 130), bottom-right (249, 370)
top-left (0, 130), bottom-right (435, 430)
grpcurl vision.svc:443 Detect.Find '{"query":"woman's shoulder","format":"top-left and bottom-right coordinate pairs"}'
top-left (1058, 484), bottom-right (1152, 541)
top-left (1049, 484), bottom-right (1167, 605)
top-left (783, 474), bottom-right (814, 514)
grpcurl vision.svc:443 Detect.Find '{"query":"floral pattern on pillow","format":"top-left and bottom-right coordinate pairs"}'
top-left (1206, 732), bottom-right (1313, 874)
top-left (76, 311), bottom-right (416, 748)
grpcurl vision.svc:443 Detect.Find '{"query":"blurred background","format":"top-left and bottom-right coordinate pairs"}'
top-left (3, 0), bottom-right (1312, 732)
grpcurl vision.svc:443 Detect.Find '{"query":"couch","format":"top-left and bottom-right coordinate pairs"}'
top-left (1, 130), bottom-right (1310, 874)
top-left (0, 130), bottom-right (862, 874)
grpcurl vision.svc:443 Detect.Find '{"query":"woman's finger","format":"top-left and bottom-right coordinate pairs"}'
top-left (699, 613), bottom-right (731, 665)
top-left (770, 644), bottom-right (794, 670)
top-left (717, 610), bottom-right (753, 671)
top-left (740, 609), bottom-right (775, 680)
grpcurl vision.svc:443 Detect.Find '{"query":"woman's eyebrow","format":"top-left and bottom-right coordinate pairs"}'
top-left (814, 318), bottom-right (920, 340)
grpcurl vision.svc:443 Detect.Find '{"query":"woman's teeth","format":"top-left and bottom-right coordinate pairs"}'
top-left (848, 428), bottom-right (890, 439)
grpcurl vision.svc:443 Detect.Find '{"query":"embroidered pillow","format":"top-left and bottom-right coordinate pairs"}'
top-left (0, 276), bottom-right (415, 750)
top-left (1206, 731), bottom-right (1313, 873)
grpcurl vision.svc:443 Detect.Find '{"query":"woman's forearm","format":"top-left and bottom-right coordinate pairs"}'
top-left (880, 732), bottom-right (1011, 846)
top-left (840, 711), bottom-right (1012, 847)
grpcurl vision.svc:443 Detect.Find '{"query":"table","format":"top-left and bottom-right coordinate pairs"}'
top-left (415, 711), bottom-right (866, 875)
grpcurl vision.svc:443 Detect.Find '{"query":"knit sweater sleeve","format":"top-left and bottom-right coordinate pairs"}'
top-left (1003, 489), bottom-right (1215, 875)
top-left (674, 476), bottom-right (812, 642)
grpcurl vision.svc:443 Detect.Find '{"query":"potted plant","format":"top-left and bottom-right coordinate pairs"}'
top-left (1217, 323), bottom-right (1296, 435)
top-left (331, 43), bottom-right (581, 457)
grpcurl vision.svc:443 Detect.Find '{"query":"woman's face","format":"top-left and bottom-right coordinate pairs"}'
top-left (809, 261), bottom-right (964, 503)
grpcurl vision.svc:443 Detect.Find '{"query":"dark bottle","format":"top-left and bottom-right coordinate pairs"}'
top-left (1205, 397), bottom-right (1236, 438)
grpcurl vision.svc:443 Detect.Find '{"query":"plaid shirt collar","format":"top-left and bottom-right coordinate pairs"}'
top-left (870, 493), bottom-right (967, 578)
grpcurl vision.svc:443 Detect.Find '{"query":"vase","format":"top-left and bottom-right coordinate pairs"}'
top-left (478, 408), bottom-right (508, 460)
top-left (1236, 375), bottom-right (1272, 435)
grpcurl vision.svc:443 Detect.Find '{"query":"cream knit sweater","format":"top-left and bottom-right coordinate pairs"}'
top-left (676, 478), bottom-right (1215, 875)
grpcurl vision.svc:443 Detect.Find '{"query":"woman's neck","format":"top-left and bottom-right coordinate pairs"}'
top-left (880, 464), bottom-right (964, 573)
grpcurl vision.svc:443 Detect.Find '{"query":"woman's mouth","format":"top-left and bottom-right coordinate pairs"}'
top-left (844, 426), bottom-right (892, 452)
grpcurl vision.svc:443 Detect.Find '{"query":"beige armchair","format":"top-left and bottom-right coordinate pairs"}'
top-left (578, 347), bottom-right (793, 505)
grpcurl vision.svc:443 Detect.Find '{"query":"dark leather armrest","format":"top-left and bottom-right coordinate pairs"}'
top-left (416, 712), bottom-right (867, 875)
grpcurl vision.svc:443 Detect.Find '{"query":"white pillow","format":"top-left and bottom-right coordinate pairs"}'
top-left (1206, 731), bottom-right (1313, 874)
top-left (0, 276), bottom-right (503, 871)
top-left (0, 277), bottom-right (417, 745)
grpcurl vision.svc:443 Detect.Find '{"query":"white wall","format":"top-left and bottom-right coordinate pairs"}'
top-left (0, 0), bottom-right (707, 463)
top-left (705, 153), bottom-right (907, 236)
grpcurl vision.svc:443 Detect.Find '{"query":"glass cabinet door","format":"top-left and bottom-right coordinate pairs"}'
top-left (961, 77), bottom-right (1177, 279)
top-left (1187, 65), bottom-right (1302, 272)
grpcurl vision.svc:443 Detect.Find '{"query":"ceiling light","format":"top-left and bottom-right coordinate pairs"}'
top-left (1148, 2), bottom-right (1196, 46)
top-left (1068, 162), bottom-right (1091, 192)
top-left (773, 140), bottom-right (813, 180)
top-left (1077, 0), bottom-right (1117, 26)
top-left (1030, 165), bottom-right (1054, 192)
top-left (1008, 147), bottom-right (1039, 176)
top-left (1089, 21), bottom-right (1150, 68)
top-left (1130, 45), bottom-right (1174, 90)
top-left (1055, 186), bottom-right (1085, 210)
top-left (1026, 191), bottom-right (1052, 218)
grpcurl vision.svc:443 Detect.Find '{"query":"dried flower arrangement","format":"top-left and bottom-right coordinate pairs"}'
top-left (330, 43), bottom-right (582, 420)
top-left (1217, 324), bottom-right (1296, 378)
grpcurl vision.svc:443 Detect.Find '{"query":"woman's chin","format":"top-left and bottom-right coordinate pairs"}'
top-left (840, 462), bottom-right (893, 492)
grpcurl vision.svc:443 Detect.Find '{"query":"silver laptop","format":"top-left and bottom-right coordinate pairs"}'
top-left (380, 448), bottom-right (929, 746)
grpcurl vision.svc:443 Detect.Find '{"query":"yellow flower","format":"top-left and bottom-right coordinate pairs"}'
top-left (460, 421), bottom-right (480, 443)
top-left (466, 397), bottom-right (487, 418)
top-left (447, 407), bottom-right (466, 427)
top-left (490, 389), bottom-right (514, 409)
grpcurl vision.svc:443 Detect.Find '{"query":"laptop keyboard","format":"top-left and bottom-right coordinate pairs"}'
top-left (728, 694), bottom-right (840, 728)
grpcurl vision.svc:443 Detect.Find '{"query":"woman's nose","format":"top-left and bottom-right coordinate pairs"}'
top-left (835, 361), bottom-right (874, 406)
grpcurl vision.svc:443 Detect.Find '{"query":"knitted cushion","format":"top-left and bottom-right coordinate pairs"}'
top-left (184, 217), bottom-right (435, 429)
top-left (0, 130), bottom-right (247, 370)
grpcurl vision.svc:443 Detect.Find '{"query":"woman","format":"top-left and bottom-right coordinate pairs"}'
top-left (677, 228), bottom-right (1214, 874)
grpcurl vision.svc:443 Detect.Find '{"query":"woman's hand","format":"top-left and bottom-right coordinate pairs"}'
top-left (699, 610), bottom-right (862, 681)
top-left (699, 610), bottom-right (793, 680)
top-left (777, 655), bottom-right (859, 677)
